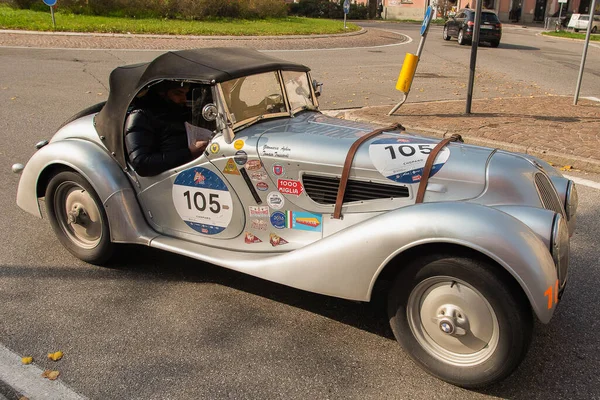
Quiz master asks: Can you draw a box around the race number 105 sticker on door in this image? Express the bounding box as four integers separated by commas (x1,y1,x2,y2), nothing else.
172,167,233,235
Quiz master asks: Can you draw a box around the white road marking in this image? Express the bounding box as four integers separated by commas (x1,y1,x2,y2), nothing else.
0,344,86,400
563,174,600,190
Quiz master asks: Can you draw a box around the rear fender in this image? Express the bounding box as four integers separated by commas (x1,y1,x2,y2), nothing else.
16,139,156,244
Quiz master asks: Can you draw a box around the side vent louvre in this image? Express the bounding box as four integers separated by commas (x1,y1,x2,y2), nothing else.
535,173,564,216
302,174,409,205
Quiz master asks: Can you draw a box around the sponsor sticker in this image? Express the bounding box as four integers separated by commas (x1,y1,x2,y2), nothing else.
222,158,240,175
250,171,268,181
369,139,450,184
234,139,245,150
245,232,262,244
245,160,263,171
209,142,220,154
270,211,286,229
172,167,233,235
278,179,304,196
273,164,285,176
234,150,248,165
285,211,322,232
249,206,269,218
269,233,288,247
266,191,285,210
256,182,269,191
251,219,268,231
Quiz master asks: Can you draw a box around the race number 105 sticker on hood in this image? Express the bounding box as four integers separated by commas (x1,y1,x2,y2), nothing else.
369,138,450,184
172,167,233,235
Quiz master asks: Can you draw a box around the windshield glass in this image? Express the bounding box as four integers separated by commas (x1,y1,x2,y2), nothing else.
282,71,314,111
221,72,286,125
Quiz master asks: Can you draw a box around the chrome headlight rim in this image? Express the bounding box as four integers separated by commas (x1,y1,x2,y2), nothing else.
551,213,569,283
565,180,578,221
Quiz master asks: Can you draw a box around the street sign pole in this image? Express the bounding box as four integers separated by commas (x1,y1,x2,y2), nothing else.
573,0,597,105
50,6,56,29
465,0,483,114
343,0,350,29
43,0,58,29
388,6,434,115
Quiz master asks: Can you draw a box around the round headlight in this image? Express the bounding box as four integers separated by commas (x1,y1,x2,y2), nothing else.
551,214,569,283
565,181,578,221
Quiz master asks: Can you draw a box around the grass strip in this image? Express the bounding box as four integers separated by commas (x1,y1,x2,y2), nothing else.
0,4,360,36
542,31,600,42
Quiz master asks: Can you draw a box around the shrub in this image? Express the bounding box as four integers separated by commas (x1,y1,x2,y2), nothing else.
289,0,367,19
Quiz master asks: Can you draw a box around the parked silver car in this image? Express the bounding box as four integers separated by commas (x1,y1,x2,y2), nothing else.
13,48,577,388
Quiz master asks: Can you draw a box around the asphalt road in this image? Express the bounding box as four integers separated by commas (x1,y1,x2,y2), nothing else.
1,24,599,399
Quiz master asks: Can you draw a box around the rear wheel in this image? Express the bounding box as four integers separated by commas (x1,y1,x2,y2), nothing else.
45,171,114,265
457,29,467,45
490,40,500,48
443,25,451,40
387,254,532,388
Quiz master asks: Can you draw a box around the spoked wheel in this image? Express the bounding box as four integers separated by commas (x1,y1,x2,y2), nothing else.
45,171,114,265
443,26,451,40
388,254,532,388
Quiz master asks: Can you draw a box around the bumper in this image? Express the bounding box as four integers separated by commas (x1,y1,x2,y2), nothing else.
464,29,502,41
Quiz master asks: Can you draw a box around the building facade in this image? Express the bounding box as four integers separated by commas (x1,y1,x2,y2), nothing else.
379,0,598,22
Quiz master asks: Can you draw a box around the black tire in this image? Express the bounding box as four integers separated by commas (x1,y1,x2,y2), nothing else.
387,253,532,388
457,29,467,45
574,28,579,32
45,171,114,265
592,26,597,33
442,25,451,40
490,40,500,48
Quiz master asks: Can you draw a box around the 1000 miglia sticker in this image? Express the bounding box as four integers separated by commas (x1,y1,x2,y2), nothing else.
369,138,450,183
172,167,233,235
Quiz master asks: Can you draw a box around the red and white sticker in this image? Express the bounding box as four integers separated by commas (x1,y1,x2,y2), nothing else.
251,219,268,231
278,179,304,196
245,232,262,244
249,206,269,218
256,182,269,191
269,233,288,247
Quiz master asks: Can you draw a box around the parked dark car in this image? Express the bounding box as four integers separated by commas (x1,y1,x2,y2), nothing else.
443,9,502,47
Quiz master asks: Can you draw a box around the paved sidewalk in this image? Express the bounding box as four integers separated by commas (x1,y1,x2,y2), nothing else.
330,95,600,173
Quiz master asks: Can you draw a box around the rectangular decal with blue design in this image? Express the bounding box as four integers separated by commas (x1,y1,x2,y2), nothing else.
285,211,322,232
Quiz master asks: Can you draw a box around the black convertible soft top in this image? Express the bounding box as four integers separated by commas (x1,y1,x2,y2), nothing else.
95,47,310,168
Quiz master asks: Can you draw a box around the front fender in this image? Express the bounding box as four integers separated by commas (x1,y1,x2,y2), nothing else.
365,202,558,323
16,139,156,244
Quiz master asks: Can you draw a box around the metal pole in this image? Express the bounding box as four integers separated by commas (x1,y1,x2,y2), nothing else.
557,3,563,31
573,0,596,105
50,6,56,29
465,0,483,114
344,13,347,29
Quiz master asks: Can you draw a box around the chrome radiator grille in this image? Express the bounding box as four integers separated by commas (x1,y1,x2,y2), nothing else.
535,173,564,216
302,174,409,205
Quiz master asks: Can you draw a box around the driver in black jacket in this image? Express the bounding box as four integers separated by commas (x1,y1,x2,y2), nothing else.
125,81,208,177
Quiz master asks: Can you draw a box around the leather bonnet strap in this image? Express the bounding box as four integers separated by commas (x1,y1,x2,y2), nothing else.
415,133,463,204
333,123,404,219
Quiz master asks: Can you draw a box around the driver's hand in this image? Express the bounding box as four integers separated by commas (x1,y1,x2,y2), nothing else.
190,140,209,157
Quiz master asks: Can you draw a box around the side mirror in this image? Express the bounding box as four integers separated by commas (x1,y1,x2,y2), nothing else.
312,79,323,98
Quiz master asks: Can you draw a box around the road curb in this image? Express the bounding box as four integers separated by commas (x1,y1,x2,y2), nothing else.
324,108,600,174
0,27,367,40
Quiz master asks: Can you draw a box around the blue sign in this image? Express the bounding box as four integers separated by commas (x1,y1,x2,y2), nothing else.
343,0,350,14
43,0,57,6
421,6,433,36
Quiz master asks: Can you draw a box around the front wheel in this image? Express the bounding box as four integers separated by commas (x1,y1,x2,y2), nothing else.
387,254,532,388
45,171,114,265
443,25,451,40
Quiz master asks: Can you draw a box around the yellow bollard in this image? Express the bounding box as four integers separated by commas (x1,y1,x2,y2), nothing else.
395,53,419,93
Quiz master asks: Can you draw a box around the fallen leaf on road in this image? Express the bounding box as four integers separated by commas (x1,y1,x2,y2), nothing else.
97,93,103,96
21,357,33,364
19,396,29,400
48,351,63,361
560,165,573,171
11,97,17,100
86,91,91,94
41,370,60,380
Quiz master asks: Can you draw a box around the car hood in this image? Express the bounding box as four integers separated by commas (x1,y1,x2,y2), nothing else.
247,112,494,203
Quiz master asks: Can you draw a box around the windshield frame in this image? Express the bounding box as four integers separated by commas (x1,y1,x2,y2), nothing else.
217,70,317,133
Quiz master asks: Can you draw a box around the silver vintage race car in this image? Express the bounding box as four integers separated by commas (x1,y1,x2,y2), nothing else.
13,48,577,388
